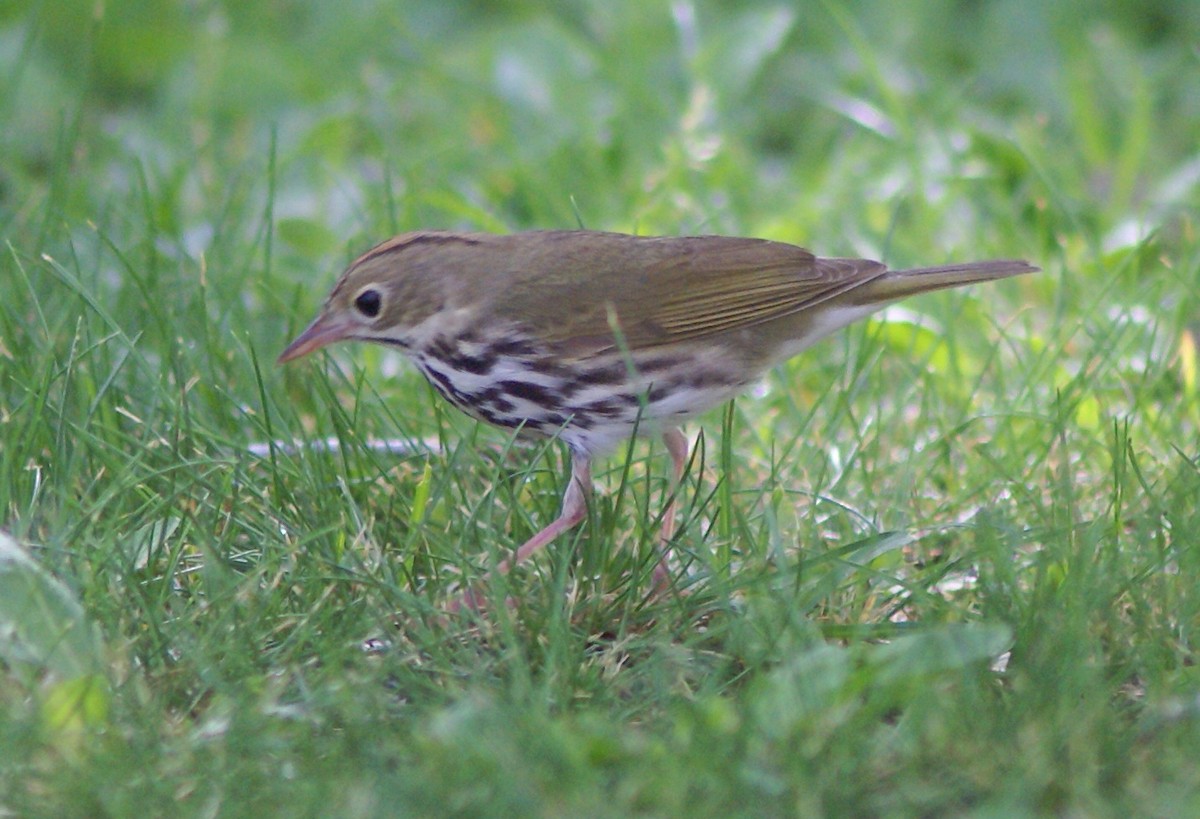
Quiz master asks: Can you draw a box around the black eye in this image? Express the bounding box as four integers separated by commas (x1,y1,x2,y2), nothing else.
354,288,382,318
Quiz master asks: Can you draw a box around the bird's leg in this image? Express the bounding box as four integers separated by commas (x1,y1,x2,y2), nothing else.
451,453,591,613
652,427,690,591
498,453,591,573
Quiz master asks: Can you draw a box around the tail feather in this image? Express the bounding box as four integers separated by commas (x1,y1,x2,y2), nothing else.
862,259,1038,301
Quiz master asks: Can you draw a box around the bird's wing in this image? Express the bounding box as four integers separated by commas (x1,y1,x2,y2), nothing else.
499,235,887,356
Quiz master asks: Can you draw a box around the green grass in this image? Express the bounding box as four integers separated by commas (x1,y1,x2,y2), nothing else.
3,0,1200,815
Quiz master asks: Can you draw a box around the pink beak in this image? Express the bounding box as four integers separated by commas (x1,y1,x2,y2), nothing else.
277,313,353,364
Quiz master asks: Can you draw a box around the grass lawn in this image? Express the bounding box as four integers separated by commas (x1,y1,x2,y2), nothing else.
3,0,1200,815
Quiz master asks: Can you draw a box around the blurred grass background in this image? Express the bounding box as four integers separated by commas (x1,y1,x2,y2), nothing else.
2,0,1200,815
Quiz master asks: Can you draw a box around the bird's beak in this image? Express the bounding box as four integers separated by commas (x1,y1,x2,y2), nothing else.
277,313,352,364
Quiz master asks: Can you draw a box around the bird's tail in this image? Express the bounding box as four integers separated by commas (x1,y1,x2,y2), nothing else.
862,260,1038,301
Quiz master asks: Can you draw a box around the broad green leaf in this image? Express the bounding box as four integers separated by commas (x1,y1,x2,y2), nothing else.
0,532,102,681
869,623,1013,686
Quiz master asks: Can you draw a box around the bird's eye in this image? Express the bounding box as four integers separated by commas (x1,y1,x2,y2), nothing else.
354,288,383,318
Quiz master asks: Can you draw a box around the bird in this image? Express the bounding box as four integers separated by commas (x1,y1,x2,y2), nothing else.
278,229,1036,611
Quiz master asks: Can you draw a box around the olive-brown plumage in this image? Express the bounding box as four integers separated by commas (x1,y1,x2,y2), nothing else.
279,229,1036,610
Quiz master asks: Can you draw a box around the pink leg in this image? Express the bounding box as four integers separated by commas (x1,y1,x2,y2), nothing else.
653,427,690,590
450,453,592,613
497,454,591,573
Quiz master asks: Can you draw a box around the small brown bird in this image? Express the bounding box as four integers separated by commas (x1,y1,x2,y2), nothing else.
279,230,1036,610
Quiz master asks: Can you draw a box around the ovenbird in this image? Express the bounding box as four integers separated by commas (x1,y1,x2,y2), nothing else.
279,230,1036,609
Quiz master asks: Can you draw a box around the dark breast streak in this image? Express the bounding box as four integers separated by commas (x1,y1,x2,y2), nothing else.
408,332,743,450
